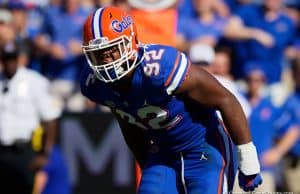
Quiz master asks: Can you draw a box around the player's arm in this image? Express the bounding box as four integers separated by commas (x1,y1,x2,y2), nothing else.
175,64,262,191
176,65,250,144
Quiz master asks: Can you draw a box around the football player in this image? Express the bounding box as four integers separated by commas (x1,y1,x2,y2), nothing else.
80,6,262,194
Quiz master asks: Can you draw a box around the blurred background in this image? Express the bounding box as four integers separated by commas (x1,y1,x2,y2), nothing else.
0,0,300,194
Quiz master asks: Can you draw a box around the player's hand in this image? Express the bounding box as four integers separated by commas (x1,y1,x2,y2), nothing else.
237,142,262,191
238,171,262,192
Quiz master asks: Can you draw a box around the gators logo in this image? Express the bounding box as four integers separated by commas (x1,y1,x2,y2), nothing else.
111,16,132,33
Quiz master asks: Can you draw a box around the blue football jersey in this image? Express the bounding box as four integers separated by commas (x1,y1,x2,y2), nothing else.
80,44,221,153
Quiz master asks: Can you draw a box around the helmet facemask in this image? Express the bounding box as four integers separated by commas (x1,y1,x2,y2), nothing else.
82,35,138,83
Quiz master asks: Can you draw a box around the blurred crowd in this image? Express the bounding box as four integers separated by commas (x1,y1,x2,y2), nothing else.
0,0,300,193
0,0,299,112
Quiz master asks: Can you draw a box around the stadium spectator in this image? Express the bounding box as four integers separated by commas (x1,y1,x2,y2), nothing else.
209,46,233,80
32,145,71,194
34,0,89,111
5,0,50,8
0,7,36,73
233,64,278,192
224,0,296,83
284,0,300,8
95,0,113,6
280,7,300,103
8,2,34,67
285,33,300,62
189,44,251,118
222,0,258,13
177,0,196,19
178,0,230,19
285,7,300,61
0,8,15,46
274,57,300,193
0,41,61,194
48,0,62,7
209,46,251,118
128,0,178,46
113,0,130,11
177,0,229,52
81,0,95,12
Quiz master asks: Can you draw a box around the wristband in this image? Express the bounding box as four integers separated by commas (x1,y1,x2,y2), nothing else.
237,142,260,175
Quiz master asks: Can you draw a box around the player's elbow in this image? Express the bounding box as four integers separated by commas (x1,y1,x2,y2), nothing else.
217,92,240,112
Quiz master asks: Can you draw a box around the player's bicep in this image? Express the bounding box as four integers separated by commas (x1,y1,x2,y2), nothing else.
175,64,233,108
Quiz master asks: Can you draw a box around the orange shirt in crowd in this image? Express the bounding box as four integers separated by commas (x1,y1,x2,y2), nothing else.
130,8,178,47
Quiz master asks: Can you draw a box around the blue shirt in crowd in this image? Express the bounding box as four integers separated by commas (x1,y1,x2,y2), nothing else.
292,36,300,50
234,5,295,83
177,0,196,19
41,5,89,81
177,15,227,43
42,146,71,194
248,96,278,171
275,90,300,156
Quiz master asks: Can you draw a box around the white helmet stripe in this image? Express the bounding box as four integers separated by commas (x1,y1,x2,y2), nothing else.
93,8,104,39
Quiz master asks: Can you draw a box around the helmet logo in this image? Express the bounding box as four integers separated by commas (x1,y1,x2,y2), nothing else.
111,16,132,33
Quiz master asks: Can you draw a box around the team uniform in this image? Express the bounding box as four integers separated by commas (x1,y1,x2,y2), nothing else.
80,44,237,194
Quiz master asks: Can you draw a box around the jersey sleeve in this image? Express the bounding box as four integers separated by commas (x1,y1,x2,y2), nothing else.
79,66,98,102
155,46,191,96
